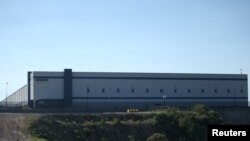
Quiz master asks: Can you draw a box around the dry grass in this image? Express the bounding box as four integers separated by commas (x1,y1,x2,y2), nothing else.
0,113,39,141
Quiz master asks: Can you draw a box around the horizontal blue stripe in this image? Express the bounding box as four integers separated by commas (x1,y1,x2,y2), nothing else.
33,76,247,81
72,97,248,100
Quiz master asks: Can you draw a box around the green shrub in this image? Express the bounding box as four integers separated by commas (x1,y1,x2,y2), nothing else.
154,113,178,132
83,127,92,138
191,104,208,115
101,136,109,141
31,137,47,141
28,107,223,141
147,133,168,141
111,118,121,126
99,119,106,126
207,110,223,124
128,135,136,141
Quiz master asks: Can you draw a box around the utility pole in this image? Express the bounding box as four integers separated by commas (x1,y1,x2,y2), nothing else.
87,85,89,112
163,95,166,106
163,88,167,107
6,82,8,108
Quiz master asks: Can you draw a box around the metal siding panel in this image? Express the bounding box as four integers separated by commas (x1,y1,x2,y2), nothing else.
34,79,64,100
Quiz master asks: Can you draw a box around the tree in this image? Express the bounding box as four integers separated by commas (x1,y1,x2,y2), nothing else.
147,133,169,141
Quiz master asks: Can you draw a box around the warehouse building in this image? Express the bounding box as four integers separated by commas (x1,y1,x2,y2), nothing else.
1,69,248,111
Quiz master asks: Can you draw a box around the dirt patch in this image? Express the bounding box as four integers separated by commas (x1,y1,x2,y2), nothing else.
0,113,39,141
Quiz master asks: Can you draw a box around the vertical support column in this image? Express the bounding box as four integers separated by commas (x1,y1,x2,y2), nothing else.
27,72,32,108
64,69,72,108
246,76,249,107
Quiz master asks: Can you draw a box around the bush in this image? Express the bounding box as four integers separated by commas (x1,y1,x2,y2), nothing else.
28,107,223,141
154,113,178,132
111,118,121,126
99,119,106,126
101,136,109,141
83,127,92,138
128,135,136,141
191,104,208,115
147,133,168,141
207,110,223,124
31,137,47,141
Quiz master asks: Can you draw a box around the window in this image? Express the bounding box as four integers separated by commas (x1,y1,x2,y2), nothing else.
117,88,120,93
241,89,244,93
102,88,105,93
131,88,135,93
160,89,163,93
174,89,177,93
87,88,90,93
187,89,191,93
214,89,217,93
201,89,204,93
146,88,149,93
227,89,230,94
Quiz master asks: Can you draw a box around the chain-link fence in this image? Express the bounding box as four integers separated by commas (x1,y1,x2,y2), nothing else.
0,101,28,109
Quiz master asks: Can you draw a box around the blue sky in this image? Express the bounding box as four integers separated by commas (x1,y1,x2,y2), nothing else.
0,0,250,101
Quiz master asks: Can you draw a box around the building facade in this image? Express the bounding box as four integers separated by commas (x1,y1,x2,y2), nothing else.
1,69,248,111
